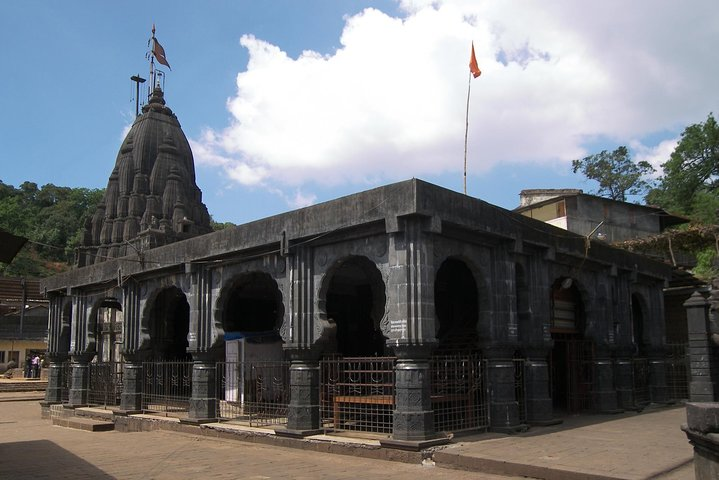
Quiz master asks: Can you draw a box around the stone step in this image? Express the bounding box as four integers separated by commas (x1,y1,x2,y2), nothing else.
75,407,115,421
52,416,115,432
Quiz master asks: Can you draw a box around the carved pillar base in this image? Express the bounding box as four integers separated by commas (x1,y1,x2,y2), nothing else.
592,354,621,413
683,403,719,480
67,354,93,407
524,348,560,426
276,349,322,437
185,353,217,423
383,344,448,448
486,347,527,433
649,349,671,404
119,358,143,413
613,348,636,410
43,355,68,404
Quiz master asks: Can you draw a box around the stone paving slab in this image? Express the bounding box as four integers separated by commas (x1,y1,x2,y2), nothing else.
433,405,693,480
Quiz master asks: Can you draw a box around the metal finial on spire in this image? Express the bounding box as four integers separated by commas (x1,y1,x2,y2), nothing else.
146,24,171,97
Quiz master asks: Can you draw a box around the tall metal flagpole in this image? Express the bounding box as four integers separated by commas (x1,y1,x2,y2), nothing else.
463,70,472,195
464,42,481,195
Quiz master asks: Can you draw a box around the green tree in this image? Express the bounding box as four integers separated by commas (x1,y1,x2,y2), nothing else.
0,180,104,277
572,146,655,202
646,113,719,223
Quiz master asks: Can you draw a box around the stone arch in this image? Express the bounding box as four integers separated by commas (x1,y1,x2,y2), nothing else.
434,256,482,354
93,296,124,364
215,271,284,335
143,286,191,361
318,255,387,357
549,276,588,335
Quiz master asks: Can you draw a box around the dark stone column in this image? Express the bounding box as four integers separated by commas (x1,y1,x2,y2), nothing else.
276,349,322,437
523,347,559,425
486,346,527,432
648,345,670,404
43,354,68,405
185,353,217,423
381,344,447,450
119,355,144,413
592,346,621,413
66,353,93,407
682,402,719,480
686,292,716,402
613,346,636,410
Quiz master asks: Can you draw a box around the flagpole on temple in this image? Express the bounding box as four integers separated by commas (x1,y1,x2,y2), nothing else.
464,42,482,195
463,70,472,195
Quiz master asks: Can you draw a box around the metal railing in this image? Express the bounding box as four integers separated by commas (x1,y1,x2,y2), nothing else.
632,358,650,407
321,356,395,435
665,343,689,401
216,361,290,427
514,357,527,424
431,355,489,433
88,362,123,407
60,361,71,403
141,361,192,416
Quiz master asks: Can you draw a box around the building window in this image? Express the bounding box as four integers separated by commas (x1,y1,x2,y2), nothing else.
0,351,5,363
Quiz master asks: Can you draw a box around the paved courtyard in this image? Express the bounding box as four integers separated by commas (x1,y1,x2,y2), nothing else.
0,399,518,480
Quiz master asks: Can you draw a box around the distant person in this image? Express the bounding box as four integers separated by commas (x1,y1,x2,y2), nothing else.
31,354,40,378
24,355,32,378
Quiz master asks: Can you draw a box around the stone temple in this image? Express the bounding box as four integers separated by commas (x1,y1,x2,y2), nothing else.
41,82,680,448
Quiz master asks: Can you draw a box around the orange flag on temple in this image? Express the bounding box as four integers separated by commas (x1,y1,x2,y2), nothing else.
152,37,171,70
469,42,481,78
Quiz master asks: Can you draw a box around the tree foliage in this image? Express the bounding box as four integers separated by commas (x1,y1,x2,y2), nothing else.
572,146,655,202
645,113,719,223
0,180,104,277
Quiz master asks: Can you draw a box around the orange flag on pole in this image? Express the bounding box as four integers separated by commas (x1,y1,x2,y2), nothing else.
469,42,481,78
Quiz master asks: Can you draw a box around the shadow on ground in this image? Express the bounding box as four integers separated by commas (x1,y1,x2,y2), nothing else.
0,440,113,479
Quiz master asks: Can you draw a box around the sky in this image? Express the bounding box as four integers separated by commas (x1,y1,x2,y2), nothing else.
1,1,718,225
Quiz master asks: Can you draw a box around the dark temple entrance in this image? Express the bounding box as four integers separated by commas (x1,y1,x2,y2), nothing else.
434,258,480,354
325,256,386,357
550,278,592,413
149,287,190,361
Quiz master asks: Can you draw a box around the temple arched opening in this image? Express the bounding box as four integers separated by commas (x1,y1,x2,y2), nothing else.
148,287,190,361
324,256,386,357
434,258,480,355
549,277,591,413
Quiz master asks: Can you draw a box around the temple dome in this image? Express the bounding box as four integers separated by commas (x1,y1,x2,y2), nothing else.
78,86,212,266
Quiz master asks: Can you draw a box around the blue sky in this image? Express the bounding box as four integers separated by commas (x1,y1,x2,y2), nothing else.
1,1,718,224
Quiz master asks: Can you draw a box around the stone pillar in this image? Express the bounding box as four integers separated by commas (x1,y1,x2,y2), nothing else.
592,346,621,413
380,344,447,450
43,353,68,404
685,292,716,402
613,346,635,410
648,345,670,404
67,353,93,407
524,347,558,425
276,349,322,437
682,403,719,480
119,355,144,413
486,346,526,432
186,353,217,423
43,294,71,407
184,264,220,424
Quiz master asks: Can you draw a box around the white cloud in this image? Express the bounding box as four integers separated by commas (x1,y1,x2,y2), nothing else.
193,0,719,206
631,138,679,177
